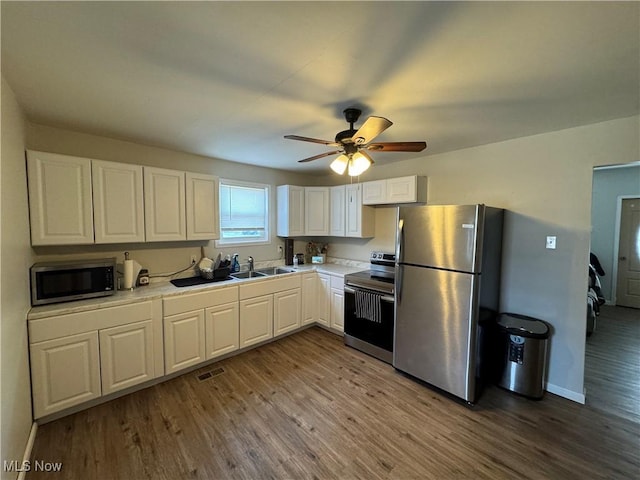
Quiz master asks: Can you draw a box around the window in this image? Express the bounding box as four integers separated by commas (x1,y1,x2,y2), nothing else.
215,179,270,246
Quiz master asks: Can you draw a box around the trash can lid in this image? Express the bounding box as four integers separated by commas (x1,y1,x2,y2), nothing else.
498,312,550,339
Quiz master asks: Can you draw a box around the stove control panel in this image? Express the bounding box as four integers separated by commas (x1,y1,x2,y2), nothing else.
370,251,395,266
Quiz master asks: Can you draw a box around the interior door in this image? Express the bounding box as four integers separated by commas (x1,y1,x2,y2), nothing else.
616,197,640,308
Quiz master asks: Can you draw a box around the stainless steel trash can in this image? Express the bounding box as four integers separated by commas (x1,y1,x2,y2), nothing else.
497,313,550,399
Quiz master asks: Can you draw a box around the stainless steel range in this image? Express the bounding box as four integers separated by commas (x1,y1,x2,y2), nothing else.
343,251,395,363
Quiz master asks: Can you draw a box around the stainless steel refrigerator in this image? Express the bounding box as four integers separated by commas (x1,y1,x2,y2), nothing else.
393,204,503,403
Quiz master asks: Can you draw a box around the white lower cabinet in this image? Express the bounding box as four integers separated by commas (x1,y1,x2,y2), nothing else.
301,273,317,326
239,295,274,347
330,275,345,332
28,270,346,421
274,288,301,336
28,299,162,419
317,273,331,327
163,286,239,373
30,332,102,419
238,275,302,346
205,302,240,359
163,310,206,374
100,320,155,395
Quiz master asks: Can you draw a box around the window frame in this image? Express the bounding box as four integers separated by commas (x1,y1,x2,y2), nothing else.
214,178,271,248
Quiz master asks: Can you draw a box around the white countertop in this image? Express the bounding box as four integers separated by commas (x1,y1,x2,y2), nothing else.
27,261,368,320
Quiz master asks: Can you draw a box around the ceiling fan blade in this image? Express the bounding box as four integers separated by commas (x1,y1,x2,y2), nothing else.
366,141,427,152
351,116,393,145
284,135,339,147
297,150,342,163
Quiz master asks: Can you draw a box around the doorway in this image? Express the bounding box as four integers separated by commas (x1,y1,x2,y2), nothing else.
613,197,640,308
586,163,640,423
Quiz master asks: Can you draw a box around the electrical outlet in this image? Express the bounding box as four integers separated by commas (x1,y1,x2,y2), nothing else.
546,236,557,250
190,255,197,265
277,245,283,254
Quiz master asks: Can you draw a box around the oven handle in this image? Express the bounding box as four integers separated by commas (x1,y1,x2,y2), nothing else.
344,286,394,303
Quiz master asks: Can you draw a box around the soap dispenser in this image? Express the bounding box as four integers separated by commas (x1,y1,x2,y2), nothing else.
231,254,240,273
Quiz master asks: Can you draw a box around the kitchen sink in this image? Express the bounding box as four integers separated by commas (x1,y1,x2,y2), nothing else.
230,270,268,279
254,267,295,276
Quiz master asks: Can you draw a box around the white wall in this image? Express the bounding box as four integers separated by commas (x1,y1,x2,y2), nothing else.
26,124,321,274
314,115,640,402
591,165,640,302
1,77,35,480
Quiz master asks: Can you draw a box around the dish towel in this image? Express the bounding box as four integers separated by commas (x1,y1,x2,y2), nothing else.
355,290,382,323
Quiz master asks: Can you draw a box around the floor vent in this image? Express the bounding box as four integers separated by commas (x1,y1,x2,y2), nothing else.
197,367,225,382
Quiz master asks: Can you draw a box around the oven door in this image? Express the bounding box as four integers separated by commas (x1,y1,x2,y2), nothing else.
344,285,394,363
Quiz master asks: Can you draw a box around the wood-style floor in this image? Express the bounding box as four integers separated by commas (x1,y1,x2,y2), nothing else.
28,327,639,479
584,305,640,423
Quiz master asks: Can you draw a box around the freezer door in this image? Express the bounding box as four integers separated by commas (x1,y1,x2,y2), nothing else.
394,264,479,402
397,204,484,273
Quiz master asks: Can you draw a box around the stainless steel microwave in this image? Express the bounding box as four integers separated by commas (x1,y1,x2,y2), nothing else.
30,258,116,306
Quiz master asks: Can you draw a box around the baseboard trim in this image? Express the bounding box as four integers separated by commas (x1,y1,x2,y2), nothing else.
17,422,38,480
546,383,585,404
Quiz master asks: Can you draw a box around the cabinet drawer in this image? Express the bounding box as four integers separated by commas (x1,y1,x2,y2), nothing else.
29,300,154,343
163,286,238,316
239,275,301,300
330,275,344,289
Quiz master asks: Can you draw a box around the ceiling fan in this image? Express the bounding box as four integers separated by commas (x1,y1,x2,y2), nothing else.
284,108,427,176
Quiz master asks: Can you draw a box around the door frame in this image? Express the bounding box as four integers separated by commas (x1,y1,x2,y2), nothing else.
611,194,640,305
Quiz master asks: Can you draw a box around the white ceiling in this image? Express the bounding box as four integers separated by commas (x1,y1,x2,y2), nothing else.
2,2,639,175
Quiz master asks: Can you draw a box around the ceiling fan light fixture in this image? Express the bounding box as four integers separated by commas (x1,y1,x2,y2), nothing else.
330,154,349,174
348,151,371,176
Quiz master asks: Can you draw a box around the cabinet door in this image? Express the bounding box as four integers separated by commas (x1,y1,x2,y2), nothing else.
205,302,239,360
99,320,154,395
30,331,101,418
277,185,305,237
186,172,220,240
329,185,346,237
274,288,301,337
317,274,331,327
27,150,94,245
164,310,205,374
92,160,145,243
239,295,273,348
362,180,387,205
387,176,417,203
330,288,345,332
304,187,330,236
345,184,375,238
144,167,186,241
301,273,317,325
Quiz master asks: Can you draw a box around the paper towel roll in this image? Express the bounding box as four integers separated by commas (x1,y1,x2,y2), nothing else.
123,259,143,289
123,259,134,289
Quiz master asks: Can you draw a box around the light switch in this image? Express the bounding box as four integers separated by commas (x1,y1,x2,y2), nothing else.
546,236,557,250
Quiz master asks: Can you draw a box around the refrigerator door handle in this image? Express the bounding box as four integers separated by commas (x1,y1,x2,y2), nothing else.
396,217,404,302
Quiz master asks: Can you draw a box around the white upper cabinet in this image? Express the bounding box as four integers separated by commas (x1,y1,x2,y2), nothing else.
362,179,387,206
345,183,375,238
304,187,330,236
27,150,94,245
144,167,186,242
329,185,346,237
362,175,427,205
186,172,219,241
277,185,305,237
92,160,145,244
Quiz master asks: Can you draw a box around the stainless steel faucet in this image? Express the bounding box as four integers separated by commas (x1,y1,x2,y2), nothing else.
247,256,254,272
